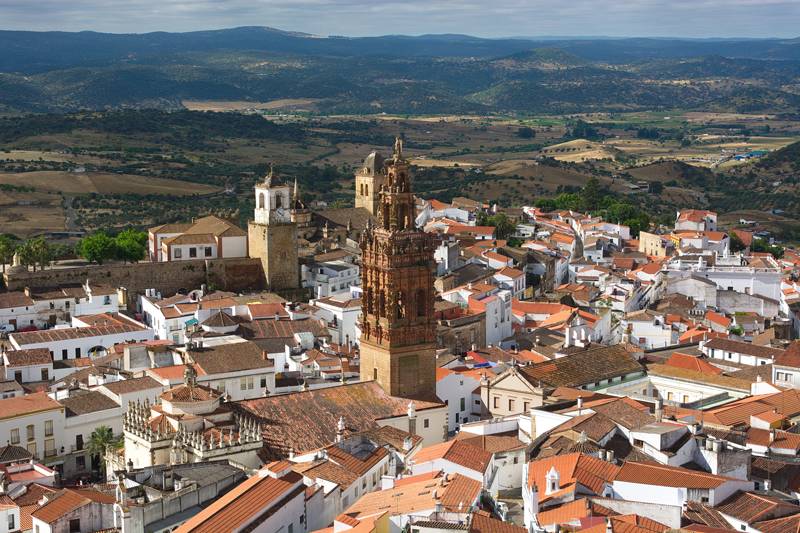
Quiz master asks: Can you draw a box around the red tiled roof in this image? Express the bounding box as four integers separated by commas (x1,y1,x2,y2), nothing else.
716,490,800,524
664,353,723,375
413,439,493,474
4,347,52,367
0,392,62,419
174,470,303,533
615,462,738,489
231,381,444,461
527,453,619,503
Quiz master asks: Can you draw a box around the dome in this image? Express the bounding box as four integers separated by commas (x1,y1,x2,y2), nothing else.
6,252,27,275
361,151,385,175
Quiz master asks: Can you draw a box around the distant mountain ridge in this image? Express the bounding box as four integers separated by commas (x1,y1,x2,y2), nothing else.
0,27,798,75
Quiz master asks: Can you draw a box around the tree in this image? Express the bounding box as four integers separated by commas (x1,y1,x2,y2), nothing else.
0,235,14,273
492,212,517,240
649,181,664,195
534,198,557,211
87,425,122,478
517,127,535,139
16,242,35,272
115,229,148,263
28,237,51,271
582,177,600,212
80,233,117,265
329,199,343,210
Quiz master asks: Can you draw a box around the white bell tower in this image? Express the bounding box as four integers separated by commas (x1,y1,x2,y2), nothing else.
254,165,291,225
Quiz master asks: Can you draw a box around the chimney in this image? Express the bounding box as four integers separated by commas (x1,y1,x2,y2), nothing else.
606,518,613,533
655,399,663,422
262,349,270,361
577,396,583,413
607,450,614,463
288,447,295,460
764,479,772,493
770,428,776,444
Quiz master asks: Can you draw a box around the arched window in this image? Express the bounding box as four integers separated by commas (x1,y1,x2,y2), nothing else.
365,185,369,197
276,195,283,209
417,290,426,317
360,184,364,196
258,193,265,209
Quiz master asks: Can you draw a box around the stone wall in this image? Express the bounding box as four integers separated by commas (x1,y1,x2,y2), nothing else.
3,258,266,310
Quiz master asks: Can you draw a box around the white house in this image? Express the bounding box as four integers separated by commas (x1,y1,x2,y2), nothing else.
313,289,363,346
302,260,360,299
9,313,153,360
149,214,248,262
0,393,65,467
436,367,483,431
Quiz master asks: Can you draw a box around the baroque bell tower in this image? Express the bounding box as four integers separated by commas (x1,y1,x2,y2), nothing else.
358,139,437,396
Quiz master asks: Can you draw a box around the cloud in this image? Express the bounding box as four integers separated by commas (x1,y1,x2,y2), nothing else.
0,0,796,38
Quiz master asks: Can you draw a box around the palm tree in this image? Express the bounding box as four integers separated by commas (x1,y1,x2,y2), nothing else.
16,242,36,272
28,237,51,271
0,235,14,273
87,425,123,479
492,212,517,240
330,199,343,210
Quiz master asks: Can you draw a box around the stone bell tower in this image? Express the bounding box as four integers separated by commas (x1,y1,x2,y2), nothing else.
248,165,299,290
355,150,386,217
358,138,437,396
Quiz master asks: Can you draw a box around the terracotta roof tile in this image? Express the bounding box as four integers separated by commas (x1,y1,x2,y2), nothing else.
188,341,274,375
704,337,784,361
665,353,724,375
413,440,493,473
520,345,643,388
231,382,444,461
58,390,120,417
159,384,221,403
174,470,303,533
615,462,739,489
0,392,62,419
470,512,527,532
716,490,800,524
4,348,52,367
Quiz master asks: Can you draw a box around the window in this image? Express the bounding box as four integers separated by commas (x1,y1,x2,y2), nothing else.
343,495,349,508
373,472,377,485
65,300,70,309
241,378,247,391
189,247,197,258
104,295,111,305
45,420,53,437
374,368,378,380
509,399,515,411
76,456,85,470
423,419,429,429
8,513,14,530
667,392,674,401
460,398,465,412
13,371,21,383
174,248,182,259
62,349,68,360
70,519,80,533
248,377,254,390
50,302,55,309
217,381,225,393
493,397,499,409
475,400,480,405
205,247,212,257
261,376,267,388
27,425,34,441
45,439,56,457
514,457,518,464
288,525,294,533
524,401,530,412
75,347,81,358
41,368,49,381
470,329,476,343
10,429,19,445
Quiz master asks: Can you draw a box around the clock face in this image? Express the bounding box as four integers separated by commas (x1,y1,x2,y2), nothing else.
276,208,285,221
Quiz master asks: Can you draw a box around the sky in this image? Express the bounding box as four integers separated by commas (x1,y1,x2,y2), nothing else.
1,0,797,39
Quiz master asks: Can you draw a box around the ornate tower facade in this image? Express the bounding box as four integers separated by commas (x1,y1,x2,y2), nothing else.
248,167,300,290
358,139,437,397
355,151,386,217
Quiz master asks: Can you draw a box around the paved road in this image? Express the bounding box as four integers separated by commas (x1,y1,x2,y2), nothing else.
63,197,76,230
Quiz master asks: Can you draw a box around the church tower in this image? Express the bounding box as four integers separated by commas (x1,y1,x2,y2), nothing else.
248,166,299,290
358,139,437,397
355,151,386,217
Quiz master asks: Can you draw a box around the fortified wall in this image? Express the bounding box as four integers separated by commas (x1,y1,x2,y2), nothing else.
3,258,266,309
